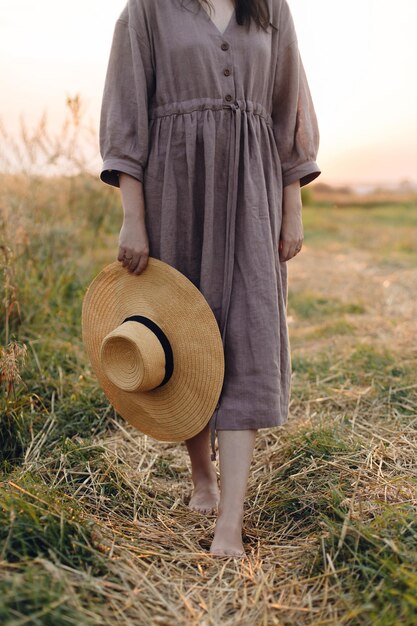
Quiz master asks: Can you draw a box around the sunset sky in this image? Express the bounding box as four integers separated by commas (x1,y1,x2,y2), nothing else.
1,0,416,186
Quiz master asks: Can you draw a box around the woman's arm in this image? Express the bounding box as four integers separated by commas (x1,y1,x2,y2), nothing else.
117,172,150,275
279,179,303,262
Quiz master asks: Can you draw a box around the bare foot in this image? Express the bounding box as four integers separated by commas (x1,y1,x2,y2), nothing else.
209,511,246,557
187,465,220,515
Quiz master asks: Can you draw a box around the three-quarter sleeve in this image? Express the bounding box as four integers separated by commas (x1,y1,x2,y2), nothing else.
99,5,155,188
271,0,321,188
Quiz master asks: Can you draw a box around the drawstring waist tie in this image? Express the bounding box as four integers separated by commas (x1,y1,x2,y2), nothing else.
209,99,242,462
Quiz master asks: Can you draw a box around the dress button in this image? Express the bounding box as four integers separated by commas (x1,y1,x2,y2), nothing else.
221,42,229,51
223,68,231,76
225,94,233,102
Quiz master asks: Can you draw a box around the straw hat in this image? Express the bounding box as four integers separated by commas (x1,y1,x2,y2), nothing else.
81,258,225,442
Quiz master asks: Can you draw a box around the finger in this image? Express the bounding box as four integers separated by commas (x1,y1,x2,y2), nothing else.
279,241,290,262
126,254,141,272
132,255,144,275
117,248,127,262
294,240,303,257
133,253,149,275
122,251,137,268
129,255,141,273
285,241,301,261
289,243,298,260
284,246,294,261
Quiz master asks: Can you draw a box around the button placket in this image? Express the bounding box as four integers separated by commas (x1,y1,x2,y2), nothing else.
220,41,234,104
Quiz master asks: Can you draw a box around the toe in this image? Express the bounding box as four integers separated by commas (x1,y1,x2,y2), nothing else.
188,502,216,515
210,548,246,558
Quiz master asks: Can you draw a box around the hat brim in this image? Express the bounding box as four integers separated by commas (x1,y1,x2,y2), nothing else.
81,258,225,441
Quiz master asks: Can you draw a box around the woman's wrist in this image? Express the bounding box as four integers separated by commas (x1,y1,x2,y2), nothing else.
122,205,146,222
282,179,302,214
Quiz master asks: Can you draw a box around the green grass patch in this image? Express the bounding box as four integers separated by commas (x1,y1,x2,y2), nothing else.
0,565,95,626
0,475,106,576
0,381,116,471
291,343,417,418
302,204,417,265
310,318,356,338
288,290,366,320
315,505,417,625
292,343,410,389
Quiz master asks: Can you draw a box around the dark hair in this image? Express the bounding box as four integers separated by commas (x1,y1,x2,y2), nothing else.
195,0,275,32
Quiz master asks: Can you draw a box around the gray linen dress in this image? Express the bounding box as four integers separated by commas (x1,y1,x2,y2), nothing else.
99,0,321,460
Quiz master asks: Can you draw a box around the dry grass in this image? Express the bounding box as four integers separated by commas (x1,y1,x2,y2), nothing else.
2,406,417,624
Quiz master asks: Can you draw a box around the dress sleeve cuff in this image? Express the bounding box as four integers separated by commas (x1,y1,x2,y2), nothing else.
100,159,145,188
282,161,321,188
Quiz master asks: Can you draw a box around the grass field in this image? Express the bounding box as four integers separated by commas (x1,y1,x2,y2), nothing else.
1,172,416,625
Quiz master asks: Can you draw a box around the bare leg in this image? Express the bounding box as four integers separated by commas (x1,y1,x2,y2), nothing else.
184,422,220,514
209,429,257,557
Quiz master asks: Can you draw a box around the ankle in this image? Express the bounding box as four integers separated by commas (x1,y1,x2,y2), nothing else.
191,464,217,485
217,506,244,525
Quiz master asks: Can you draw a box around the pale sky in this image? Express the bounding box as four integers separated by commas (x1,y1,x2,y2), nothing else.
1,0,416,186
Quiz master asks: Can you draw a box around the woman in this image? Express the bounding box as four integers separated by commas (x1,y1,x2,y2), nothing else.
99,0,320,558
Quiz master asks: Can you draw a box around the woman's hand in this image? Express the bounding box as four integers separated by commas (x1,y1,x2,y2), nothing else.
118,217,149,275
279,179,304,262
117,172,150,275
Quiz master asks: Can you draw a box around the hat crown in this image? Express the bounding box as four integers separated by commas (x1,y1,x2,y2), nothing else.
100,321,166,392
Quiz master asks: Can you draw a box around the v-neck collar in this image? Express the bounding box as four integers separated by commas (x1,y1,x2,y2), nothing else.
200,6,236,37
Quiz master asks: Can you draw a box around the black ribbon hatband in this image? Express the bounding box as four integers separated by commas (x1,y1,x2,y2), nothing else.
121,315,174,387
